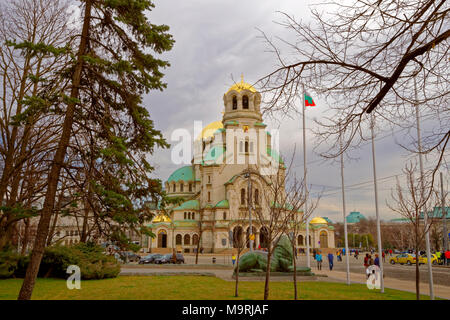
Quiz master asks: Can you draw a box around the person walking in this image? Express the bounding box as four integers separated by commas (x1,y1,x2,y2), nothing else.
374,254,380,267
364,253,370,272
354,249,359,260
336,250,341,262
382,251,385,263
231,255,236,266
445,249,450,266
327,252,334,271
316,251,323,270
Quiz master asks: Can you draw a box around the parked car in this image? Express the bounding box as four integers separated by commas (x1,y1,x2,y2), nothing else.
139,254,163,264
154,254,173,264
390,253,426,265
170,253,185,264
119,251,141,262
420,254,438,265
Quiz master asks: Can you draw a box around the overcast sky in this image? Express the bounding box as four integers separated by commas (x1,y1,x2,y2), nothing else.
142,0,448,223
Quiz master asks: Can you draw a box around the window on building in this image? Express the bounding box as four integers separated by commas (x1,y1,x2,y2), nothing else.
184,234,191,245
232,96,237,109
189,183,193,192
208,192,211,202
239,141,243,153
192,212,195,220
173,184,176,192
254,189,259,205
208,175,211,183
245,141,249,153
180,183,184,192
176,234,182,245
184,212,187,219
223,212,227,220
241,188,246,205
243,95,249,109
188,212,191,219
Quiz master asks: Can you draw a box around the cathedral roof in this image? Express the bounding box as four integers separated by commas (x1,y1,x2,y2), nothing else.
173,199,199,211
167,166,194,183
310,217,328,225
215,199,229,208
226,76,257,94
196,121,223,140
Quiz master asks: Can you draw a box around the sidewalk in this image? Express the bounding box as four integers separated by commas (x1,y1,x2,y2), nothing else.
313,269,450,300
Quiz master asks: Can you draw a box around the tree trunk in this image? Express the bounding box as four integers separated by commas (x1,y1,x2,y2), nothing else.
292,242,298,300
17,0,92,300
264,246,272,300
234,251,240,297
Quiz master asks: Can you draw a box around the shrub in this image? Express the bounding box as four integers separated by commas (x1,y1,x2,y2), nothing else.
0,242,120,280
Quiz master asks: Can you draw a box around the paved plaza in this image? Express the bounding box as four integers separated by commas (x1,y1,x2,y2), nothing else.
121,252,450,299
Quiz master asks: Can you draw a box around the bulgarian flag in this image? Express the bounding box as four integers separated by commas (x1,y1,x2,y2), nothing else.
304,92,316,107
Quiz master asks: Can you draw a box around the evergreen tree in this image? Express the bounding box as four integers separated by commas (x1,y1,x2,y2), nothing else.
17,0,174,300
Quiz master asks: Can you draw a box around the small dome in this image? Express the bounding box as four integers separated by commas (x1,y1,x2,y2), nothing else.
196,121,223,140
167,166,194,183
152,214,171,223
227,75,256,94
310,217,328,224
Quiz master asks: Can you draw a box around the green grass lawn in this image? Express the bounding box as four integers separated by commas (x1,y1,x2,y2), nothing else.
0,276,435,300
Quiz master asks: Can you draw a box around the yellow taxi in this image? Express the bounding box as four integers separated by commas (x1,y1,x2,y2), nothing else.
389,253,418,265
419,254,438,265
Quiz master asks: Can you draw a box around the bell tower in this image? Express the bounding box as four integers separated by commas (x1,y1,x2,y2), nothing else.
222,75,263,125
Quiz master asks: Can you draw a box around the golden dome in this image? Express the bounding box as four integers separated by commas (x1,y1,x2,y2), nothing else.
196,121,223,140
310,217,328,224
152,214,171,223
227,75,257,94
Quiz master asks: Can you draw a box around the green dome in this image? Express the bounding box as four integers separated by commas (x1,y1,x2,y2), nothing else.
215,199,229,208
346,211,366,223
167,166,194,183
173,199,199,211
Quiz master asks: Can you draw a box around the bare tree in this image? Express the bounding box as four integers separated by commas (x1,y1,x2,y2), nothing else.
256,0,449,178
388,161,437,299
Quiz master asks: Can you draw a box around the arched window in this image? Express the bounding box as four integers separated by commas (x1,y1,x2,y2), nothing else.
180,183,184,192
184,212,187,219
243,95,249,109
232,96,237,109
192,234,199,245
189,183,193,192
298,235,304,246
254,189,259,205
241,188,246,205
184,234,191,245
245,141,249,153
192,212,195,220
173,184,176,192
208,192,211,202
176,234,182,245
223,212,227,220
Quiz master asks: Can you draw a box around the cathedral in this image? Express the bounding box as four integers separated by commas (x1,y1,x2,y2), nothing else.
145,78,335,254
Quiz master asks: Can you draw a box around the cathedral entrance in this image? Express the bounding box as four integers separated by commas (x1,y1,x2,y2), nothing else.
320,231,328,248
158,230,167,248
233,226,243,248
259,227,269,249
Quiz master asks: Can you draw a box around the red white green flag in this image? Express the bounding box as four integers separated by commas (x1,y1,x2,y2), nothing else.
304,92,316,107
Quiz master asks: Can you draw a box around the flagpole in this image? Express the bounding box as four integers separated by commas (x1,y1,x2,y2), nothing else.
340,122,350,285
302,84,310,269
370,113,384,293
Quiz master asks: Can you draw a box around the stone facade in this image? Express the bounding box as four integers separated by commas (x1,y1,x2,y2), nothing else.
146,78,335,253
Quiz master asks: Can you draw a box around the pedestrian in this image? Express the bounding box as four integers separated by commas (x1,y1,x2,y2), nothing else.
389,249,392,256
364,253,369,271
354,249,359,260
382,251,385,263
231,254,236,266
316,251,323,270
445,249,450,266
327,252,334,271
374,254,380,267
